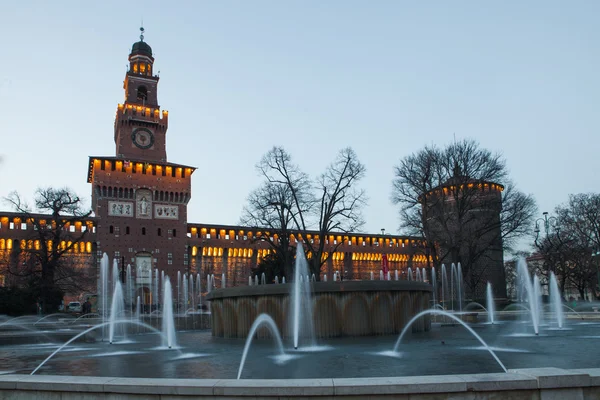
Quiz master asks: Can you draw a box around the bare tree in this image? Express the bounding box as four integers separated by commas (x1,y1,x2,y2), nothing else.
240,147,314,279
240,146,367,279
2,187,93,312
303,147,367,277
392,139,536,299
539,193,600,299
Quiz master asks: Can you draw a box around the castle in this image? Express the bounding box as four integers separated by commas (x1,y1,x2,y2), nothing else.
0,33,505,304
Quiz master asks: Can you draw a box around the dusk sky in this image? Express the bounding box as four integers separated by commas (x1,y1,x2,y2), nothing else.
1,1,598,246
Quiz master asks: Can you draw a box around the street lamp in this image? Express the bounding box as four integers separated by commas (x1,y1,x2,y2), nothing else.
534,211,560,246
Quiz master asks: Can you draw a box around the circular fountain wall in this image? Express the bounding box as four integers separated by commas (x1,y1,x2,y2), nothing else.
207,280,432,338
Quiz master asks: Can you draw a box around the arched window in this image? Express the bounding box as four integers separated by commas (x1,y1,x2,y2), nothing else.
137,86,148,103
142,227,146,235
158,228,162,236
126,226,130,235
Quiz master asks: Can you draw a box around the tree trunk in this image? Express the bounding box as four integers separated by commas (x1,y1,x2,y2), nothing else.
41,264,55,314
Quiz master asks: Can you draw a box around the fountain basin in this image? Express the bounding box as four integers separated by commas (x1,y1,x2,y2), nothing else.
207,281,432,338
1,368,599,399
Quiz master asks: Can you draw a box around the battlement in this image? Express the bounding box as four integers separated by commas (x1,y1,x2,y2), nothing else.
116,103,168,125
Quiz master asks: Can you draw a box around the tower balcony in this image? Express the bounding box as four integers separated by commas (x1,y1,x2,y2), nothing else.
117,103,168,125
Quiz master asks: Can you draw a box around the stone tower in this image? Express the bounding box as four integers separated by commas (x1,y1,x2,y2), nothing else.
87,29,195,304
421,166,506,301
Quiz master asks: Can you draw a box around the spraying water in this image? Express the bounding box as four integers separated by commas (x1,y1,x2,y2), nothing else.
196,273,202,310
100,253,109,341
112,259,119,292
431,267,437,306
457,263,463,311
135,296,141,320
31,320,170,375
183,274,188,314
237,314,288,379
189,276,195,313
486,282,495,324
154,268,159,315
407,267,413,281
108,281,125,344
549,272,564,329
441,264,447,310
291,242,315,349
222,272,226,288
517,258,539,335
162,276,177,348
126,264,132,312
533,275,543,328
390,309,507,373
395,270,399,281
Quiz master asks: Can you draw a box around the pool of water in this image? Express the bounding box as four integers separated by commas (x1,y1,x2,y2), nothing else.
1,319,599,379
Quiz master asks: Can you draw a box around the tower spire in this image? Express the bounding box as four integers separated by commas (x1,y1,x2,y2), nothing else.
140,25,145,42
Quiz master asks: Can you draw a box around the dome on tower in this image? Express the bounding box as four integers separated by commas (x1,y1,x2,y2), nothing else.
131,40,153,57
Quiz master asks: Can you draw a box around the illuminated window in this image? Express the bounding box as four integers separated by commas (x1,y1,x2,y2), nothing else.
133,63,138,73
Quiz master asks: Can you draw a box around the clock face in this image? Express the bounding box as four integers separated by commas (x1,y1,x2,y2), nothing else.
131,128,154,149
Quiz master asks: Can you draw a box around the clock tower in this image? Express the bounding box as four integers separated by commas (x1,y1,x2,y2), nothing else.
88,28,195,304
114,28,167,162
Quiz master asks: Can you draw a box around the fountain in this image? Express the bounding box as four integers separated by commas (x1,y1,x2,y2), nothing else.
236,314,289,379
108,281,125,344
390,309,507,373
291,242,315,349
6,252,600,400
431,266,437,306
550,272,565,328
0,250,600,398
99,253,109,341
517,258,540,335
486,282,495,324
162,276,177,349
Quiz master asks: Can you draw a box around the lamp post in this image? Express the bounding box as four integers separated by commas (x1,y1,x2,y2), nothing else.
534,211,560,246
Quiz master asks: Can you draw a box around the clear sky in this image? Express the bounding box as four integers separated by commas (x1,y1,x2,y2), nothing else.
0,1,598,239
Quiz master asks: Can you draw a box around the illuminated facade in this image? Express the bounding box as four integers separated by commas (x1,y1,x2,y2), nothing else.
0,33,430,301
